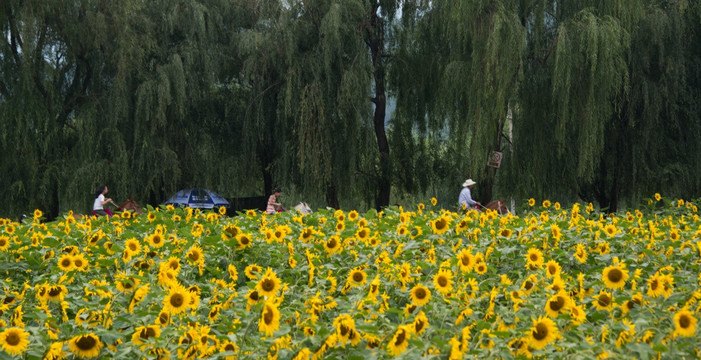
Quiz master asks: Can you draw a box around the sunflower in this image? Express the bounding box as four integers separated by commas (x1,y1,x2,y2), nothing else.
521,274,538,293
68,333,103,359
72,253,89,272
299,227,315,242
621,293,643,315
355,227,370,241
654,193,661,201
457,249,474,273
273,226,289,242
550,224,562,241
646,275,662,298
410,284,431,306
431,215,451,235
219,340,239,360
574,244,588,264
57,254,75,272
246,289,261,308
147,211,157,222
0,327,30,356
397,225,409,236
413,311,430,335
256,268,282,298
603,224,617,237
498,228,513,238
131,325,161,345
398,262,413,285
673,309,697,338
348,268,367,287
163,284,192,314
0,235,10,252
545,291,570,318
222,224,239,240
157,268,178,288
227,264,238,283
548,275,566,293
324,235,342,255
128,285,150,313
386,325,411,356
187,286,201,309
528,316,559,350
368,236,380,247
659,273,675,298
433,268,453,295
593,290,614,312
147,232,165,248
186,245,204,264
347,210,359,221
4,225,15,235
508,337,531,358
191,223,204,237
208,304,222,322
244,264,262,280
525,248,544,270
335,221,346,232
474,262,488,275
259,300,280,337
124,238,141,257
165,257,181,274
45,341,66,360
528,198,536,207
115,274,140,293
157,310,170,327
333,313,357,343
602,264,629,290
545,260,561,278
455,218,470,234
47,285,68,302
569,303,587,325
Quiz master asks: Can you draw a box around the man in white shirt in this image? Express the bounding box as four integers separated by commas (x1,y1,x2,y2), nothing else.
458,179,481,211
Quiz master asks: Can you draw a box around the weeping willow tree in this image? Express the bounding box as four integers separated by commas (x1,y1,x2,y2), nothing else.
1,0,251,218
502,0,701,210
276,0,375,208
390,0,525,204
390,0,700,208
0,0,134,217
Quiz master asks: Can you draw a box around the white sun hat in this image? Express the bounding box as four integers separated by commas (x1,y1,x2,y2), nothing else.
462,179,477,187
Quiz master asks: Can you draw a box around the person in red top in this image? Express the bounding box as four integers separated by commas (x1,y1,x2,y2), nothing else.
266,187,284,214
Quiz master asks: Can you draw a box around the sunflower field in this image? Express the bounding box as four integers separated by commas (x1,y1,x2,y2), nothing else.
0,196,699,359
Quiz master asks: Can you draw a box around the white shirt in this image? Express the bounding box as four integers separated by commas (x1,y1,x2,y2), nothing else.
93,194,105,210
458,187,477,208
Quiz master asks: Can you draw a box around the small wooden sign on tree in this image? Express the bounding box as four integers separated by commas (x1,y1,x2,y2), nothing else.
488,151,503,168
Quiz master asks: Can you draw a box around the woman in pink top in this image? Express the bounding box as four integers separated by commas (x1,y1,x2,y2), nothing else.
266,188,283,214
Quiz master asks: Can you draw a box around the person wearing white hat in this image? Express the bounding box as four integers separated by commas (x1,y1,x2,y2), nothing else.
458,179,481,211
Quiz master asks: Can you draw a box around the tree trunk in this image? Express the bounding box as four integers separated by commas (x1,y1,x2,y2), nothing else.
369,4,391,211
325,183,339,209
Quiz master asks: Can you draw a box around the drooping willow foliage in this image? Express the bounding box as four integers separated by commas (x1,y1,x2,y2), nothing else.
0,0,253,217
1,0,700,218
391,0,701,211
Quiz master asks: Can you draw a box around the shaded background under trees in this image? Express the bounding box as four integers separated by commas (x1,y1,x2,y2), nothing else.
1,0,699,218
